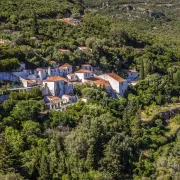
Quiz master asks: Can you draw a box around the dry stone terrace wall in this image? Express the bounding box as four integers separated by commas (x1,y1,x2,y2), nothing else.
143,107,180,126
0,95,9,102
0,72,19,82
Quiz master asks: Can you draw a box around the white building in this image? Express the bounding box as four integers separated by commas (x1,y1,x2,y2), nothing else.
99,73,128,97
59,63,73,76
81,64,93,72
85,76,113,96
43,76,73,97
127,69,138,82
36,68,49,81
67,73,79,82
20,78,37,88
75,69,94,82
49,61,59,68
44,96,64,110
62,94,78,103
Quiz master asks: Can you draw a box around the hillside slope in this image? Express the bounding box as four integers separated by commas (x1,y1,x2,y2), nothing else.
0,0,84,21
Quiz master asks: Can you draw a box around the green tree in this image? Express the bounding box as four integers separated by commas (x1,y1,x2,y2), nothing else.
38,152,50,180
32,10,38,36
140,59,145,80
100,133,132,179
173,70,180,86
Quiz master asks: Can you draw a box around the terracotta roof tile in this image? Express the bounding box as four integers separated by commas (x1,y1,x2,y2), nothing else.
86,76,111,87
36,67,47,71
75,69,91,73
67,73,77,77
106,73,126,82
59,63,72,68
46,96,60,101
43,76,67,82
27,80,36,84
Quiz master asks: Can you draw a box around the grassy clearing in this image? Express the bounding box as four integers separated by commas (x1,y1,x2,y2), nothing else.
141,103,180,122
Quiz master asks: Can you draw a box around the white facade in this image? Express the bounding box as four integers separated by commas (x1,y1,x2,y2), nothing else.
99,73,128,97
75,69,94,82
43,80,65,97
67,74,79,82
36,68,49,81
62,95,77,103
81,64,93,72
43,76,74,98
20,77,36,88
127,70,138,81
59,63,73,76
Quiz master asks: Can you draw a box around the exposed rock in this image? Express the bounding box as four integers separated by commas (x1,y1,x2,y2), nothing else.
149,11,165,18
145,107,180,126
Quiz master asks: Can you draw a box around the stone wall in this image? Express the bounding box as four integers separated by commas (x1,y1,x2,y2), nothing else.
0,95,9,102
0,72,19,82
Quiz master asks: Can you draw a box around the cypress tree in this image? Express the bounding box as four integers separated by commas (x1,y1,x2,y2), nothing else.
140,59,145,80
39,153,49,180
32,10,38,36
174,70,180,86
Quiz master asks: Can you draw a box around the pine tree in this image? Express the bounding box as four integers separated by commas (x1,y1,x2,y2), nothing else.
173,70,180,86
140,59,145,80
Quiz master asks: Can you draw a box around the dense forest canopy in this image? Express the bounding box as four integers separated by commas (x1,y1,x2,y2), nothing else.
0,0,180,179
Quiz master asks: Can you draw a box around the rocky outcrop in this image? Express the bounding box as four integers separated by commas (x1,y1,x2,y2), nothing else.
145,107,180,125
154,108,180,121
149,11,165,18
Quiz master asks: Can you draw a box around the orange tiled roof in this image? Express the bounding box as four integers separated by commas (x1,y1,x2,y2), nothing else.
43,76,67,82
67,73,77,77
106,73,126,82
46,96,60,100
36,67,47,71
46,96,60,101
27,80,36,84
75,69,91,73
59,63,72,69
86,76,111,87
